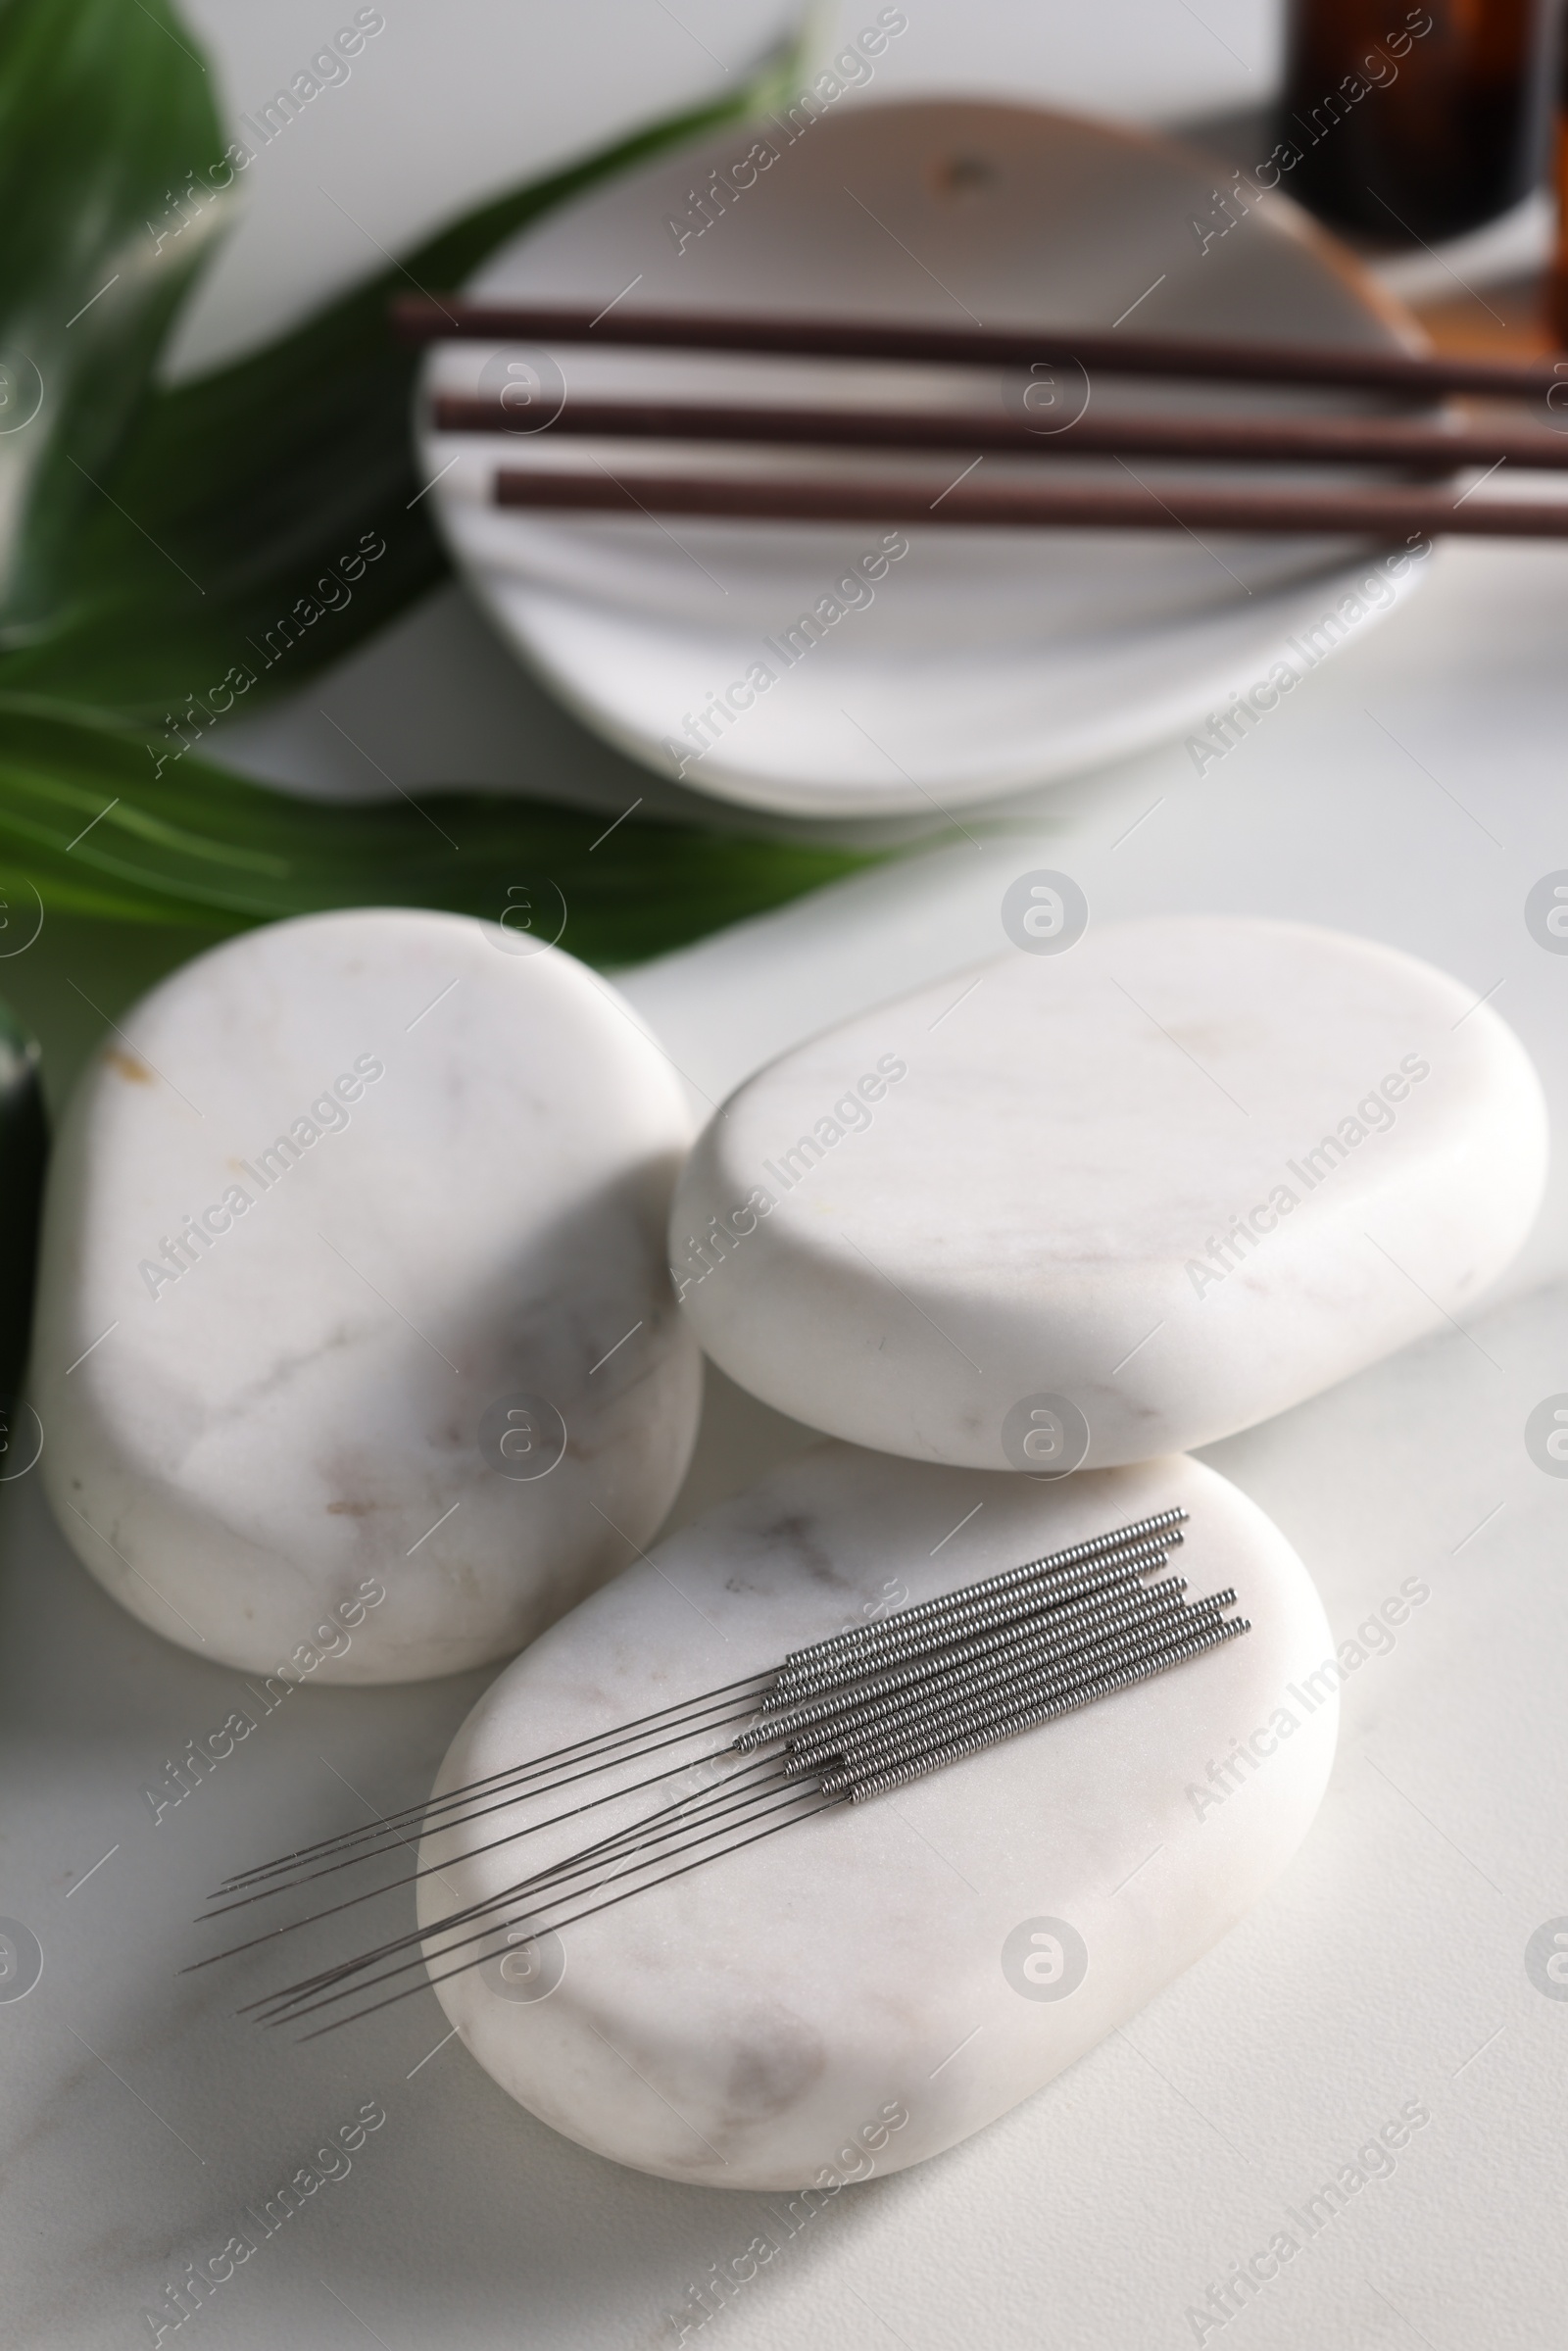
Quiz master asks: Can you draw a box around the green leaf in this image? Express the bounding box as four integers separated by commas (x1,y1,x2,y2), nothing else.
1,22,804,719
0,696,882,963
0,5,875,973
0,0,231,640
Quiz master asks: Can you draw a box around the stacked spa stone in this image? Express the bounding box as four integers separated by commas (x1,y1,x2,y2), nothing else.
34,908,1547,2185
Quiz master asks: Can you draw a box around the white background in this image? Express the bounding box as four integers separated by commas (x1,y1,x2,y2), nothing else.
4,7,1567,2349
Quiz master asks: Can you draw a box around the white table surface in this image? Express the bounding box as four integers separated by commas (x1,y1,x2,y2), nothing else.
6,7,1568,2347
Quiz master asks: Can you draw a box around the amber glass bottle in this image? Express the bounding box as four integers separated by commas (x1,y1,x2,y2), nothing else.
1552,33,1568,339
1279,0,1554,242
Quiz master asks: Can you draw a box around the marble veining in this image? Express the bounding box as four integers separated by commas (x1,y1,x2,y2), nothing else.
416,1443,1336,2187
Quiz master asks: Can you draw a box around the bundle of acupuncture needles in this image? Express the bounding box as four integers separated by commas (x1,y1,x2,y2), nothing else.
192,1505,1249,2039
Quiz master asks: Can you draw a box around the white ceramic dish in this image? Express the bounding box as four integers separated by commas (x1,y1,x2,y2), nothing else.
420,98,1432,818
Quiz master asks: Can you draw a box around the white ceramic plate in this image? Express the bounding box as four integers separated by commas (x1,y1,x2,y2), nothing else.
420,99,1431,818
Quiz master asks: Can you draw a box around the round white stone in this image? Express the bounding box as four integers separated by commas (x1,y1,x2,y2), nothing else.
416,1443,1336,2188
668,915,1546,1468
33,911,702,1681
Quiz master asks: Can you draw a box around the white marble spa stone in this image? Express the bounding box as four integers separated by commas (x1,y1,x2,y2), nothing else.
416,1443,1336,2188
668,915,1546,1469
33,910,702,1681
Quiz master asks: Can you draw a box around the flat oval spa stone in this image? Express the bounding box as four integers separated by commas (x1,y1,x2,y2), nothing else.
33,911,702,1681
668,916,1546,1468
416,1443,1335,2187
